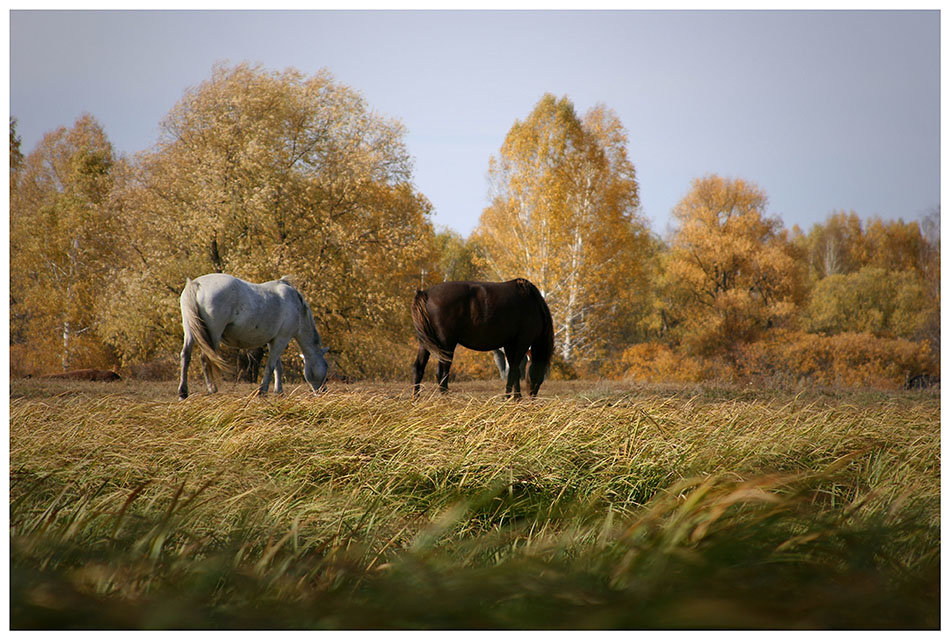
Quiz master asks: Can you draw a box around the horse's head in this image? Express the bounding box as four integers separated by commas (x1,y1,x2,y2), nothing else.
301,347,330,393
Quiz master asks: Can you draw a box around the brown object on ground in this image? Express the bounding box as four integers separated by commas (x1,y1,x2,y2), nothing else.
39,369,122,382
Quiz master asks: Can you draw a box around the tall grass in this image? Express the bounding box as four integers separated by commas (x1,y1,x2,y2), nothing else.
9,379,940,629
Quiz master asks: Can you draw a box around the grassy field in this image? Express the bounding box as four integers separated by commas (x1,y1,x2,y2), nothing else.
9,377,940,629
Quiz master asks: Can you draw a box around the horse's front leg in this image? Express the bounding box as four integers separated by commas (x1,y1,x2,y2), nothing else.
505,367,521,399
258,338,291,396
505,347,527,400
272,359,283,394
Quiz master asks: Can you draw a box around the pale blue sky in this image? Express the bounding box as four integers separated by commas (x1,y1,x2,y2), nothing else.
9,10,940,237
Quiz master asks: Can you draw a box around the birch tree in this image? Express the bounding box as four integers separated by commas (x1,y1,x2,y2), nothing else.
798,210,867,280
798,209,940,356
472,95,652,366
10,114,119,371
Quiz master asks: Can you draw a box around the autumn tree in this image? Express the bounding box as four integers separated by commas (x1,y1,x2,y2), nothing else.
10,114,120,373
917,207,940,355
799,209,940,356
101,63,436,376
804,267,932,339
657,175,806,355
10,117,23,176
800,210,938,281
428,227,480,283
798,210,867,280
10,117,24,347
864,216,934,277
472,95,653,366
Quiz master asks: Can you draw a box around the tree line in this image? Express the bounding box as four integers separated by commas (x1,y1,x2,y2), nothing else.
10,63,940,388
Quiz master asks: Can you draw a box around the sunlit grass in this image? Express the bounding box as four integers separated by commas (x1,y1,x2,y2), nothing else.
9,379,940,629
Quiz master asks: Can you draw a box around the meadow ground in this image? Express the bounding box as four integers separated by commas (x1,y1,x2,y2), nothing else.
9,377,941,629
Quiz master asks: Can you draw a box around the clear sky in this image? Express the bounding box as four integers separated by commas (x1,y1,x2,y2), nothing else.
9,9,940,238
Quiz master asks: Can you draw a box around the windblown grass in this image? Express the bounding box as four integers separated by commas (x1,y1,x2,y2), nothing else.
9,379,940,629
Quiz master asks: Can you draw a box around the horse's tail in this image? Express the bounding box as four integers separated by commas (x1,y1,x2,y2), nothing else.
180,278,232,378
523,279,555,375
411,289,454,363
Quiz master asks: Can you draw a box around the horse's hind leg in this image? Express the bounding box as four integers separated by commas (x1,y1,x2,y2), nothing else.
178,336,193,399
412,345,429,397
493,349,508,380
199,354,218,394
437,358,453,393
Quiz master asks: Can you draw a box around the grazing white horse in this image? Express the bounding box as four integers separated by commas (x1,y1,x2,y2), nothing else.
492,348,527,381
178,274,329,399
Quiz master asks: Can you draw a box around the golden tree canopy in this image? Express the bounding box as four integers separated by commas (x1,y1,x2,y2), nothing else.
10,114,119,372
472,94,652,364
660,174,806,355
100,63,436,374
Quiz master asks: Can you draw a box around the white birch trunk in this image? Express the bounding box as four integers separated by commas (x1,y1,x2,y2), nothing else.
61,236,79,371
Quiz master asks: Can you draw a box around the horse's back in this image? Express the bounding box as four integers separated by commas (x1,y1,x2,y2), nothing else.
424,279,525,307
187,273,303,348
191,273,296,306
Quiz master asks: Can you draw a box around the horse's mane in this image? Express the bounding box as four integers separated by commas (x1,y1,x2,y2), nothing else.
291,287,325,349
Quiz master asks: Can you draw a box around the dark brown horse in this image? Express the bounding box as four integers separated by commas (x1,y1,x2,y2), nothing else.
411,278,554,398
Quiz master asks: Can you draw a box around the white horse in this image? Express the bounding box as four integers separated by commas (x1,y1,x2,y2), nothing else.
492,348,527,381
178,274,329,399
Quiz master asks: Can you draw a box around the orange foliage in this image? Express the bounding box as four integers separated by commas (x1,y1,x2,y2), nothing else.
613,331,936,390
10,338,115,379
608,343,729,384
659,175,807,355
737,330,936,389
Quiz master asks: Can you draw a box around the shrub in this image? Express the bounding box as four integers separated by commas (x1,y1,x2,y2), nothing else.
776,331,935,389
610,343,730,384
804,267,932,339
614,332,937,390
